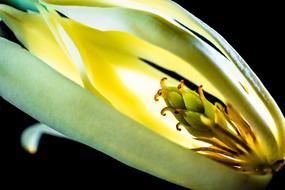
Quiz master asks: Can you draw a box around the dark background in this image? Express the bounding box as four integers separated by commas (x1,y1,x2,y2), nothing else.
0,1,284,189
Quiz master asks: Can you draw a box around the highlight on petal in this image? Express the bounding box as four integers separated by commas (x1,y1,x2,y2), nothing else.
21,123,66,154
155,78,282,173
1,0,284,168
38,0,284,163
1,4,204,148
0,37,273,190
0,4,82,85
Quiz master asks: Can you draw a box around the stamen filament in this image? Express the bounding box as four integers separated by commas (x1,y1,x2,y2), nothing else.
154,77,279,174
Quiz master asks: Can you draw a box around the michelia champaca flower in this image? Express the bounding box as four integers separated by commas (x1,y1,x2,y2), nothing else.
0,0,284,189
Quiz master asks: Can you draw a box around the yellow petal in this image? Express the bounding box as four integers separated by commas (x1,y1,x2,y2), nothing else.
0,4,198,148
40,0,281,163
2,2,283,162
0,37,273,189
0,4,82,85
37,6,201,148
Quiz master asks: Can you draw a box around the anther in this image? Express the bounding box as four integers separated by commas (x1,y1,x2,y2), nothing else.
271,159,285,172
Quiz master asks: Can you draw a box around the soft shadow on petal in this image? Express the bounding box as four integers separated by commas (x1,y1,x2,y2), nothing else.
0,37,272,190
0,4,82,85
40,0,283,163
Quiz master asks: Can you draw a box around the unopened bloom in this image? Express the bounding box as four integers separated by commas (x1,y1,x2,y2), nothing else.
0,0,284,189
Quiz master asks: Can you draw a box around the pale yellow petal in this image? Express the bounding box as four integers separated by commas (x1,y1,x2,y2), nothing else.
37,7,200,148
40,1,280,162
0,4,82,85
0,37,272,190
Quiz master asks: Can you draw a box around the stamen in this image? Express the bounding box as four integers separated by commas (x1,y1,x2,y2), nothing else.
196,149,245,167
197,85,204,100
155,77,274,174
177,79,185,91
215,102,225,112
226,104,257,143
194,137,238,156
192,147,237,158
202,114,251,154
271,159,285,172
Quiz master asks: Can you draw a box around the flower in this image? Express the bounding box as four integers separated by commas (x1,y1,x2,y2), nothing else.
0,0,284,189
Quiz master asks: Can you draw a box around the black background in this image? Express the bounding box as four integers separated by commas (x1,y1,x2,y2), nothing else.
0,1,284,189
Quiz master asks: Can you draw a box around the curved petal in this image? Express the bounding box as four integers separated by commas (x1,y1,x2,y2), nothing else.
0,37,272,190
0,4,81,85
40,0,280,162
2,2,282,161
0,4,197,148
